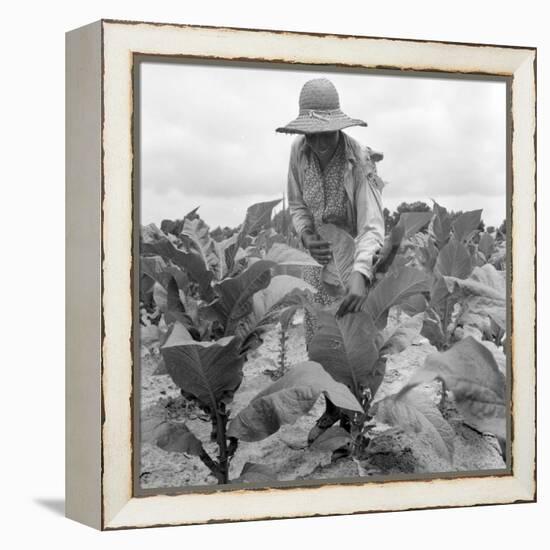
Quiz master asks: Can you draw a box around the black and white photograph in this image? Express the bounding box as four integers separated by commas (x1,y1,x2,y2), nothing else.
137,60,509,491
2,0,544,541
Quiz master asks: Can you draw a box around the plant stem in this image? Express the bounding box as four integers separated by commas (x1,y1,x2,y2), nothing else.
198,449,223,481
227,437,239,459
442,296,451,349
439,379,448,410
349,389,372,458
278,326,287,376
212,404,230,484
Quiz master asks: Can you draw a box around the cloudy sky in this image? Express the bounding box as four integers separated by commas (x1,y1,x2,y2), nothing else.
139,61,506,229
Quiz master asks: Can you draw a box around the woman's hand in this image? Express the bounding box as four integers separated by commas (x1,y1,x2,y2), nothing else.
302,230,332,265
336,271,370,317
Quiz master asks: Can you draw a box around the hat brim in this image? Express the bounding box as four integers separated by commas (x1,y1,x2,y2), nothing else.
276,111,367,135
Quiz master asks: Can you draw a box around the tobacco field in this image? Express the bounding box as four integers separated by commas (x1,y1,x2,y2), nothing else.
138,199,508,489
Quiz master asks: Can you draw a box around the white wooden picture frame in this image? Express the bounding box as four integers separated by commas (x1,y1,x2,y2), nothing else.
66,19,536,530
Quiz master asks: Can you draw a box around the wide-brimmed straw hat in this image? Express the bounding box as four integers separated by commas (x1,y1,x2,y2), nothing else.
276,78,367,135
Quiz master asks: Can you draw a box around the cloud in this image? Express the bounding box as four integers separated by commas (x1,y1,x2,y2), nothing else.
140,62,506,227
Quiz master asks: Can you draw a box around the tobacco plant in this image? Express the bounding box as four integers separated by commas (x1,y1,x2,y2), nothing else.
226,214,435,460
300,218,432,456
263,304,299,380
140,200,325,483
146,264,316,482
261,206,506,463
141,200,508,484
400,202,507,350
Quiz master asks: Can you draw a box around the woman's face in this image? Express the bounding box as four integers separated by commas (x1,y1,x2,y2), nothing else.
306,131,339,164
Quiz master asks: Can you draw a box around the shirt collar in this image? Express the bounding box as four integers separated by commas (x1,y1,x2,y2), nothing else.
341,132,362,165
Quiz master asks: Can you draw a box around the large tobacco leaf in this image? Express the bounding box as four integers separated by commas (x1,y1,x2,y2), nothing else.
481,341,506,375
160,218,184,237
141,223,214,299
253,228,286,252
161,322,245,410
420,308,447,350
142,419,225,479
452,209,482,243
398,211,434,238
141,257,205,338
216,233,240,274
445,264,507,340
364,266,430,328
413,234,439,273
398,336,506,440
318,217,431,294
318,223,355,297
162,275,186,321
460,296,506,336
429,274,452,312
142,419,204,457
372,224,404,276
373,392,455,462
264,242,320,267
180,217,225,280
435,238,473,279
420,274,459,348
233,462,277,483
239,275,314,351
489,244,506,270
478,232,495,259
202,260,275,336
140,255,168,286
463,263,505,296
445,264,506,334
163,275,209,340
379,313,424,358
310,426,353,452
141,256,192,327
140,255,189,292
308,310,382,399
140,273,156,303
399,294,429,317
160,206,200,236
432,201,452,249
183,205,201,222
249,275,314,326
240,199,282,241
225,199,282,271
373,212,432,278
227,361,363,442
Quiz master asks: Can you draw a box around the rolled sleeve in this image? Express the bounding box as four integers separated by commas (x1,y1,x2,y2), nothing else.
353,165,385,281
287,137,314,238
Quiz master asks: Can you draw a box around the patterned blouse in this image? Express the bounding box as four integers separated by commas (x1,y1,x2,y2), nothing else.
301,134,351,344
301,135,353,235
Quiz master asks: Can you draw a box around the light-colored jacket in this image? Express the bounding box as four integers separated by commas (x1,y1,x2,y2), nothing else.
287,132,385,281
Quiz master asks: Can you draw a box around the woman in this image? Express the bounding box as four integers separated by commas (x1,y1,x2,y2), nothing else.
276,77,386,345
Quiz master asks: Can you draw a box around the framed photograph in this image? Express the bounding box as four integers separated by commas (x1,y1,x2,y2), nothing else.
66,19,536,530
